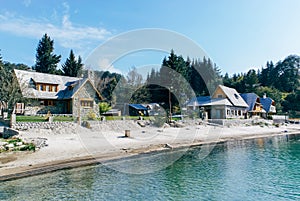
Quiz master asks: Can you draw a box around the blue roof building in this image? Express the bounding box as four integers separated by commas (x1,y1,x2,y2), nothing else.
240,93,265,118
128,104,149,116
260,96,276,114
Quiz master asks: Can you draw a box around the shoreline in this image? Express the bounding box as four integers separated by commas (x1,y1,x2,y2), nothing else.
1,123,300,181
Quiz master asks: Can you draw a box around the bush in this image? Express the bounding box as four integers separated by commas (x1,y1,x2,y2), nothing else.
82,121,91,129
99,102,111,115
19,143,36,151
87,111,97,120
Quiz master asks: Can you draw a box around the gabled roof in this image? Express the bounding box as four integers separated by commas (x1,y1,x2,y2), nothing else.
186,96,211,107
14,69,102,100
240,93,260,111
215,85,248,108
204,98,232,106
260,97,275,113
187,96,232,107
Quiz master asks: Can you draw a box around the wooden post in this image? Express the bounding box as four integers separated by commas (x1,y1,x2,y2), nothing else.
125,130,130,137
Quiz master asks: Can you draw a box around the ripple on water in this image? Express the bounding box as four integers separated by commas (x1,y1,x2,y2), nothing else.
0,134,299,201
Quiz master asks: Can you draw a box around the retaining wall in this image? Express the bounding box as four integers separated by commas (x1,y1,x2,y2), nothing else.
12,122,76,131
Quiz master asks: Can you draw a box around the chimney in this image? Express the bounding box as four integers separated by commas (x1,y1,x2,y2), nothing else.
263,93,267,99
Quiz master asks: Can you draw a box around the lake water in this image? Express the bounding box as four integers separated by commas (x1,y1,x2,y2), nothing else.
1,134,299,201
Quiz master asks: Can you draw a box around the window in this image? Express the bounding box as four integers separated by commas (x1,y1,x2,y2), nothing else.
217,94,223,98
80,99,93,108
36,83,58,92
45,100,54,106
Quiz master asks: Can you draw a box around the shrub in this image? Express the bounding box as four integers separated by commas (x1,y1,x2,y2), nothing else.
87,110,97,120
99,102,111,115
82,121,91,129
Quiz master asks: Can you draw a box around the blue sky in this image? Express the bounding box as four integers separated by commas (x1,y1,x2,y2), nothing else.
1,0,300,75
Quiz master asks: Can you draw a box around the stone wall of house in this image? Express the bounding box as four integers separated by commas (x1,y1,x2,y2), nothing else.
208,119,271,126
24,100,68,115
72,81,100,119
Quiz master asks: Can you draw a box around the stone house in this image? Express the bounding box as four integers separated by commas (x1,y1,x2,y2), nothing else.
14,69,103,118
187,85,248,119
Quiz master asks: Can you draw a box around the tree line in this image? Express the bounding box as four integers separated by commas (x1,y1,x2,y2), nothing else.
222,55,300,115
1,33,300,116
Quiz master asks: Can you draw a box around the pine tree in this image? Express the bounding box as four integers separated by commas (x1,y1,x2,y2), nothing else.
35,33,61,74
62,50,83,77
0,52,25,113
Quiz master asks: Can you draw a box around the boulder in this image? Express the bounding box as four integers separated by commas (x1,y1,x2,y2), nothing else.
137,121,146,127
175,122,185,128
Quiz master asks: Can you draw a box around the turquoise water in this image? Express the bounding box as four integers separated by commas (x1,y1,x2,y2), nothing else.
0,134,299,201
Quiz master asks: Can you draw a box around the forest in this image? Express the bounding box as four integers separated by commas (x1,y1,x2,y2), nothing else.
0,34,299,117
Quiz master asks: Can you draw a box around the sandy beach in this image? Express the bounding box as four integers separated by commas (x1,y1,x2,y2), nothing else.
1,120,300,181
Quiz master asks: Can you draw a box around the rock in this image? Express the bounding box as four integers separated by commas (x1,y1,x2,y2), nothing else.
175,122,185,128
137,121,146,127
163,123,170,128
0,141,8,146
16,141,23,146
164,143,173,149
6,143,14,148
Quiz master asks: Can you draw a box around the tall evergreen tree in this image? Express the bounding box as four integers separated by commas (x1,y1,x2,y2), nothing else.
62,50,83,77
0,52,26,113
35,33,61,74
273,55,300,92
244,69,259,92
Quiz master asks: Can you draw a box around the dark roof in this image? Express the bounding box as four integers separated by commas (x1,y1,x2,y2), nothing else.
187,96,232,107
240,93,259,111
186,96,211,107
129,104,148,110
260,97,273,112
14,69,102,100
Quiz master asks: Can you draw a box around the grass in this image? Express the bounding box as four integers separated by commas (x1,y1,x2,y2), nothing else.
16,115,45,122
53,116,74,122
103,116,152,121
16,115,74,122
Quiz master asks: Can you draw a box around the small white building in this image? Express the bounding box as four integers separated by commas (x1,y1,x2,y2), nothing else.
187,85,248,119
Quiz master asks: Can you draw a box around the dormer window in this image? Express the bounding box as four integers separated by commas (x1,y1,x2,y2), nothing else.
36,83,58,92
217,94,223,98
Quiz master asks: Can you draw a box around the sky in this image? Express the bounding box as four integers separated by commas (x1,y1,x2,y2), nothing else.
1,0,300,75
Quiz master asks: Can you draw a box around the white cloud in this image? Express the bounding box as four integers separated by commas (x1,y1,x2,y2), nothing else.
96,58,123,74
0,9,111,53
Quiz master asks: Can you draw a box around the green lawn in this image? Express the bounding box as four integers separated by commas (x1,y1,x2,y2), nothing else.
103,116,152,121
16,115,155,122
16,115,74,122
